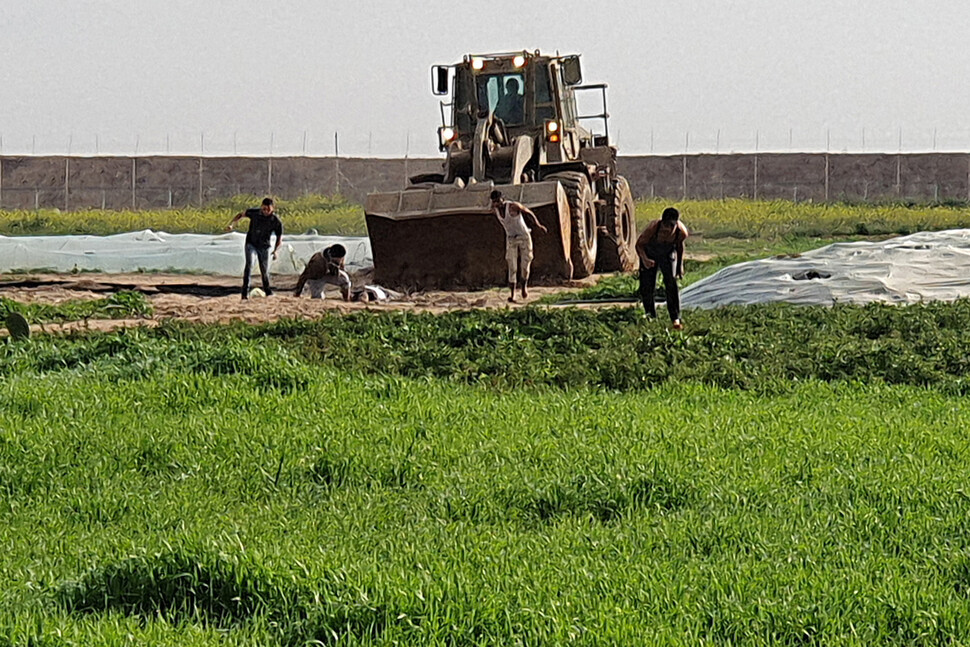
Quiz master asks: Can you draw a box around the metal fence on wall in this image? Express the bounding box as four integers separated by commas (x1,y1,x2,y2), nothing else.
621,153,970,204
2,153,970,211
0,156,444,211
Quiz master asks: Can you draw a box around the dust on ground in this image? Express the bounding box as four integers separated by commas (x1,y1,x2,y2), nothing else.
0,271,617,335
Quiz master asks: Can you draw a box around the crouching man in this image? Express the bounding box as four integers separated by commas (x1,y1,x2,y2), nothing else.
293,244,352,301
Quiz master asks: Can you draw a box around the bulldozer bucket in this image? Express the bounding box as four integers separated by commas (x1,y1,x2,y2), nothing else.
365,181,572,289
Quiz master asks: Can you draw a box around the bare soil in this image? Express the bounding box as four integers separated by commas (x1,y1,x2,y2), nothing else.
0,271,610,335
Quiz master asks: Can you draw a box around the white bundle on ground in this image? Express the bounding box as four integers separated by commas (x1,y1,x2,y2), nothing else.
0,231,372,275
682,229,970,309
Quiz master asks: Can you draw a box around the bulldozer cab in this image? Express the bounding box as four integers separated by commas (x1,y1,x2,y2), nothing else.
439,52,588,149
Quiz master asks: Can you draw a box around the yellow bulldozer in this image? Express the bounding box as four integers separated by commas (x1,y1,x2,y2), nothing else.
364,50,637,289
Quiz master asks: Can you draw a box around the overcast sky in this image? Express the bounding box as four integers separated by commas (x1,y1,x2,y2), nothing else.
2,0,968,157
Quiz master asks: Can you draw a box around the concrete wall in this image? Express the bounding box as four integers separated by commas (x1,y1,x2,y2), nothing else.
1,153,968,210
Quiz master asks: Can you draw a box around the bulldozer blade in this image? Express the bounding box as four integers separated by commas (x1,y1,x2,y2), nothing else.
365,181,572,289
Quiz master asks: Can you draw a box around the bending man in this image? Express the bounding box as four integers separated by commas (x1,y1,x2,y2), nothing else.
635,206,689,330
293,244,352,301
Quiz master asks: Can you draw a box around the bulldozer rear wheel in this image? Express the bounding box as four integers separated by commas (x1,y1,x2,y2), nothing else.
547,172,597,278
595,176,638,272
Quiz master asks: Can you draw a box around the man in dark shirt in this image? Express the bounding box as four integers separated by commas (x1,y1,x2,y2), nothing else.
226,197,283,299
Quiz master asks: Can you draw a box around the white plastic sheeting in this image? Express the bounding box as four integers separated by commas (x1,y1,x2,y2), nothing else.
682,229,970,309
0,231,372,275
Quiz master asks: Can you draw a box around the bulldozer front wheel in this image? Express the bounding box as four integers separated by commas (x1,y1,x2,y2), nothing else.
595,176,638,272
547,172,597,278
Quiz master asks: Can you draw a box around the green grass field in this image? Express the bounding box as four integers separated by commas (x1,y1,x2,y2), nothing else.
3,198,970,644
2,305,970,644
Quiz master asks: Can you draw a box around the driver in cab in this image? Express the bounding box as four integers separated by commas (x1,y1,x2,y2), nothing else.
494,78,524,124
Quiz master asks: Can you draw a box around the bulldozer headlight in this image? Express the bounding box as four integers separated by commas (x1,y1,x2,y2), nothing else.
438,126,457,148
545,120,561,142
513,55,526,68
471,57,485,71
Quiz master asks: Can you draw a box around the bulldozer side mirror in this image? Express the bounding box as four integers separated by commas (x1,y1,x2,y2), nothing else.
432,66,450,95
562,56,583,86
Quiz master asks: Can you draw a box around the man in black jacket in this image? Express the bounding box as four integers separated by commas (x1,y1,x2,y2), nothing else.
226,197,283,299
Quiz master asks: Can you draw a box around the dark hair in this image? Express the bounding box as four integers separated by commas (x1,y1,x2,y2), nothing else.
490,190,503,201
661,207,679,222
328,244,347,258
262,197,274,206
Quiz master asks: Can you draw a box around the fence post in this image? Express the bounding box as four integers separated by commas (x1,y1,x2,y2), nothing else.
753,154,759,200
131,157,137,208
896,155,902,198
824,154,830,202
0,157,3,209
198,157,204,206
404,131,411,189
682,155,688,200
65,157,70,211
268,157,273,196
334,132,340,195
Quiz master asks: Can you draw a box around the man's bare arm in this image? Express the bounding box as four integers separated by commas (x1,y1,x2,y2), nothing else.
635,221,659,268
272,223,283,259
225,211,245,232
515,202,547,232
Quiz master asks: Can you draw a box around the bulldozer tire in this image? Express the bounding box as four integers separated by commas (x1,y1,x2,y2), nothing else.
595,176,638,272
547,171,597,278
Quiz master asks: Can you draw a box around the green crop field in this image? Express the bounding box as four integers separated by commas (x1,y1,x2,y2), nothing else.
3,198,970,644
3,304,970,645
0,195,365,237
3,196,970,242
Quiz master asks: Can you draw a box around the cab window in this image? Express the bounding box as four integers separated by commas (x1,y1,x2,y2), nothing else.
535,66,555,122
477,73,525,124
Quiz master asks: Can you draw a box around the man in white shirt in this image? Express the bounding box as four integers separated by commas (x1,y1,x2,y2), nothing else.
490,189,547,302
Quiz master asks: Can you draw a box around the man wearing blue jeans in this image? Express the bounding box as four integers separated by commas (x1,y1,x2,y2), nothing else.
226,197,283,299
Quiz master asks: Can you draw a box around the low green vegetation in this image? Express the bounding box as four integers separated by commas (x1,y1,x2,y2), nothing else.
1,306,970,644
0,194,363,236
541,254,762,304
0,291,152,325
638,198,970,241
5,303,956,393
3,196,970,242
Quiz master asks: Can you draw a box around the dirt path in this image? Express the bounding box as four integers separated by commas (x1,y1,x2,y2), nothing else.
1,272,627,335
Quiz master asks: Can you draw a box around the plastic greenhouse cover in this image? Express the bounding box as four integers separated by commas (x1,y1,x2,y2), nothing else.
0,231,371,275
682,229,970,308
